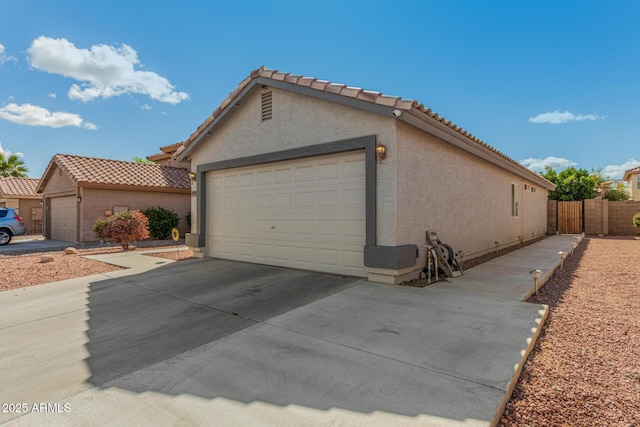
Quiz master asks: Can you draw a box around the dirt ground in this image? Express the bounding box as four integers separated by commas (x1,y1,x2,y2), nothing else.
499,236,640,426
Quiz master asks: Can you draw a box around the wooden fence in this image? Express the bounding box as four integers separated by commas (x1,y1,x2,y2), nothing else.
557,201,583,234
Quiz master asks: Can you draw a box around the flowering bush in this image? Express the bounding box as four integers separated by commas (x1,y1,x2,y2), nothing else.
93,210,150,250
633,212,640,228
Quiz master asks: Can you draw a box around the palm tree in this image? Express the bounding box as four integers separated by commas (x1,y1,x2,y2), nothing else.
0,153,29,177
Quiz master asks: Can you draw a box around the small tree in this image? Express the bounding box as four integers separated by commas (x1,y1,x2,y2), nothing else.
93,210,150,250
607,188,630,201
132,156,155,164
143,206,179,240
633,213,640,228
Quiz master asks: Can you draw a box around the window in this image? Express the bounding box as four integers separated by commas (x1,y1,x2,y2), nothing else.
511,184,519,217
637,176,640,189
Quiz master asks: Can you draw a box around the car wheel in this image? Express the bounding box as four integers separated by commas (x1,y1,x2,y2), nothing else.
0,229,11,246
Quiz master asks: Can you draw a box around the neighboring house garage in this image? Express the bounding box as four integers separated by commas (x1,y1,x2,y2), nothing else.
0,177,43,234
176,67,555,284
36,154,191,243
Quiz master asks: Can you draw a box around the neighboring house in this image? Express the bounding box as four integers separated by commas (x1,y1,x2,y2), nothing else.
175,67,555,284
623,166,640,200
146,142,190,168
0,177,43,234
36,154,191,243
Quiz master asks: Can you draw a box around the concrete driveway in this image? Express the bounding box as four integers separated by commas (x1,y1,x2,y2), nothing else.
0,235,73,254
0,257,548,427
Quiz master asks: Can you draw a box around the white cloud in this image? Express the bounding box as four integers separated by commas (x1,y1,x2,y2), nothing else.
0,103,97,130
48,93,56,99
603,159,640,180
140,104,152,110
529,110,603,124
0,42,17,65
27,36,189,104
520,156,577,172
0,142,23,157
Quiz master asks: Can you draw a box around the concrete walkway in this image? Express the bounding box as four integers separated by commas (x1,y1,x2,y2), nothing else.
0,236,582,427
433,234,584,302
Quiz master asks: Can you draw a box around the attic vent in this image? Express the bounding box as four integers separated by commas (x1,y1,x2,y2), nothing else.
261,91,273,121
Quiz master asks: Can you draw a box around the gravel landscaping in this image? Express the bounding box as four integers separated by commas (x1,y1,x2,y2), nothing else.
0,242,192,292
499,236,640,427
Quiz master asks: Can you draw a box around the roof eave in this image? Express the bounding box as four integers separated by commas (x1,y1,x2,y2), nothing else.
401,109,556,190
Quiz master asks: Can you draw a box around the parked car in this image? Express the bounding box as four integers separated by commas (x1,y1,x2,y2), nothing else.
0,207,26,245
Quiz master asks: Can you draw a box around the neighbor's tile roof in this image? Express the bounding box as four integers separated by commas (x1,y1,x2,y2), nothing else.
0,177,40,197
178,66,536,177
623,166,640,181
40,154,190,191
148,142,184,161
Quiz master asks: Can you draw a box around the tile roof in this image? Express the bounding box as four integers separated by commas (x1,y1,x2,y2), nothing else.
38,154,191,192
147,142,184,161
177,66,542,181
623,166,640,181
0,177,41,198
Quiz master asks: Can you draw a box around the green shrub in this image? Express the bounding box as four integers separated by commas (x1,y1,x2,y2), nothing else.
143,206,179,240
93,218,109,240
633,212,640,228
93,210,150,250
186,211,191,227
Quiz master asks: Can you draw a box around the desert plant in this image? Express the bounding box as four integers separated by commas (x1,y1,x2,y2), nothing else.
143,206,179,240
633,212,640,228
93,210,150,250
185,211,191,227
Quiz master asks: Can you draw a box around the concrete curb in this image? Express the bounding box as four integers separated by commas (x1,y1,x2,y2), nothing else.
490,304,549,426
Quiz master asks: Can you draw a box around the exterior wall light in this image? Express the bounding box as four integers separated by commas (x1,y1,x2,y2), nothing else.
76,196,82,203
375,142,387,164
188,171,197,181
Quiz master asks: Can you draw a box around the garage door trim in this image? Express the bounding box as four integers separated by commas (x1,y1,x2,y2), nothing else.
194,135,377,250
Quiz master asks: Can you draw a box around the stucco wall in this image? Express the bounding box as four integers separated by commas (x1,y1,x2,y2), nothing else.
188,86,398,245
19,199,43,234
41,164,76,196
79,187,190,242
395,121,548,264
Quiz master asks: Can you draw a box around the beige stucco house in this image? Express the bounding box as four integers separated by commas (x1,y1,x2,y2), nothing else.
176,67,555,284
0,177,43,234
623,166,640,200
147,142,190,169
37,154,191,243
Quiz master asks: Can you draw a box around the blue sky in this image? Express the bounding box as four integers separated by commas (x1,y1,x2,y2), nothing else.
1,0,639,179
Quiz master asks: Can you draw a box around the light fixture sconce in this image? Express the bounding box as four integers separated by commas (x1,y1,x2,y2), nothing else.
188,171,197,181
375,142,387,164
76,196,82,203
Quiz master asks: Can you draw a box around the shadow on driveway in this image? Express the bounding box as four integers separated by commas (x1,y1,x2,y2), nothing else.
85,258,358,386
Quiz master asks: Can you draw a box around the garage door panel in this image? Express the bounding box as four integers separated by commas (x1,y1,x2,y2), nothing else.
207,151,366,277
50,196,77,242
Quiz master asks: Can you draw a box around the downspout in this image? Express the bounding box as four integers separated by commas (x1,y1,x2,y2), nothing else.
76,185,82,243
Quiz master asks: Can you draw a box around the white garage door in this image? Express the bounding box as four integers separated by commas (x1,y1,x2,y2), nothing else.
50,196,77,242
207,151,366,277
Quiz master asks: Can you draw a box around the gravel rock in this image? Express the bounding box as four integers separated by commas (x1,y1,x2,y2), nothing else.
39,255,54,263
499,236,640,427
